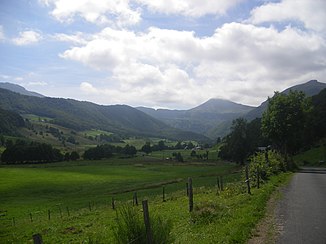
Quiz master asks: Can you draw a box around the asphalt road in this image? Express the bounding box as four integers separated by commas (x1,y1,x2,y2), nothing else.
276,167,326,244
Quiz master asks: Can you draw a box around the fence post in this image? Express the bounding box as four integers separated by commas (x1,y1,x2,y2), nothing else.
162,186,166,202
186,183,189,196
133,192,138,206
112,197,115,210
142,200,153,244
48,210,51,221
29,213,33,223
245,165,251,194
220,176,224,191
216,176,220,190
59,206,62,218
188,178,193,212
257,168,260,189
32,234,43,244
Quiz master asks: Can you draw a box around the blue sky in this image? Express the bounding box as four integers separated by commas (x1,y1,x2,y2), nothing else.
0,0,325,109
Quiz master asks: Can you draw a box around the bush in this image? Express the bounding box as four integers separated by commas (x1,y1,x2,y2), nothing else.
113,205,173,244
245,150,286,187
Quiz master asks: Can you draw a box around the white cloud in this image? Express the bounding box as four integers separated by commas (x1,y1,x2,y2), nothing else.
41,0,141,26
12,30,43,46
60,22,326,107
53,32,89,45
0,25,5,40
80,81,99,93
249,0,326,33
137,0,243,17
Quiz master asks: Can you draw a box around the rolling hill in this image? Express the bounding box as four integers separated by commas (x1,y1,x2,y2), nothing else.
0,88,208,142
0,82,44,98
137,99,254,138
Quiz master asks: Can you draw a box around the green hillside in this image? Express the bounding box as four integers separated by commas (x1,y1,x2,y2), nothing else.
0,88,208,142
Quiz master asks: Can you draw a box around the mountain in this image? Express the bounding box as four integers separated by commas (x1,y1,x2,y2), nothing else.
0,107,25,135
245,80,326,120
0,82,45,98
0,88,208,142
137,99,254,138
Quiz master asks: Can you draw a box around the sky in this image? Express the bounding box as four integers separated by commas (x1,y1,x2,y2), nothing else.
0,0,325,109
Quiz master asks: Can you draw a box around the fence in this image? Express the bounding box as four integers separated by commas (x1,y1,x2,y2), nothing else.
1,168,262,243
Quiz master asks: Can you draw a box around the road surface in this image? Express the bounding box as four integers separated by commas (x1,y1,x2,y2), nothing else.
276,167,326,244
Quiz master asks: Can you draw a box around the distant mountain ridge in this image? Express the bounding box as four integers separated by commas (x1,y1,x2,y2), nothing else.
245,80,326,121
0,88,208,142
137,99,254,138
0,82,44,98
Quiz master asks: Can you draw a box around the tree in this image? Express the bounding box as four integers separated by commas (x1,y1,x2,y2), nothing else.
123,144,137,157
219,118,250,165
70,151,80,161
141,142,152,154
261,90,312,160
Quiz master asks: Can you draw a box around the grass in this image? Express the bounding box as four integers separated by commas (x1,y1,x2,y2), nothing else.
0,163,291,243
0,159,235,218
294,144,326,166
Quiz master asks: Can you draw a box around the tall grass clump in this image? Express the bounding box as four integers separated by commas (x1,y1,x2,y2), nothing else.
113,204,173,244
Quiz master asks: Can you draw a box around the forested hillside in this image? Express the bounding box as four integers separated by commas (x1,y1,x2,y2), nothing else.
0,88,208,141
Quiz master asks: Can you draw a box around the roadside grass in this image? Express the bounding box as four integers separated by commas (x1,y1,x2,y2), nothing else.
0,168,291,243
294,145,326,166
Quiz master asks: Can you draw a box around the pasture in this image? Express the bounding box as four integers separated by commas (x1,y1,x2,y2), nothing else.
0,155,293,243
0,157,236,220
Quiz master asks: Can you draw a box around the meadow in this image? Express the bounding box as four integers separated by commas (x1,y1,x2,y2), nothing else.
0,155,243,242
0,155,291,243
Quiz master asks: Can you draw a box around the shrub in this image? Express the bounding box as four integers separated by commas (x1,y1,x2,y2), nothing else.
113,205,173,244
245,150,286,187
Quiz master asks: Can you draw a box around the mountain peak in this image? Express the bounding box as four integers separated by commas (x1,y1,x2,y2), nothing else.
190,98,255,114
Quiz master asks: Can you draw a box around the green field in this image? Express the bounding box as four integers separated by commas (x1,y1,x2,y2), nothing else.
0,155,291,243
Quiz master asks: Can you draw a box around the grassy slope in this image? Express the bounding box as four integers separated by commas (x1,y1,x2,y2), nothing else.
294,144,326,166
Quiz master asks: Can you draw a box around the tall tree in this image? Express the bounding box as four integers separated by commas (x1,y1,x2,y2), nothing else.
219,118,250,165
261,90,312,159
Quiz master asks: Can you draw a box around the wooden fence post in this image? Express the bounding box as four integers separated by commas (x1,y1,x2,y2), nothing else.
32,234,43,244
186,183,189,196
245,165,251,194
59,206,62,218
216,176,220,190
29,213,33,223
257,168,260,189
162,186,165,202
112,197,115,210
220,176,224,191
142,200,153,244
188,178,193,212
48,210,51,221
133,192,138,206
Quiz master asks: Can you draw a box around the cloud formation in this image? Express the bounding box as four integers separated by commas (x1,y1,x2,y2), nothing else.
58,22,326,107
249,0,326,33
41,0,141,26
12,30,43,46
